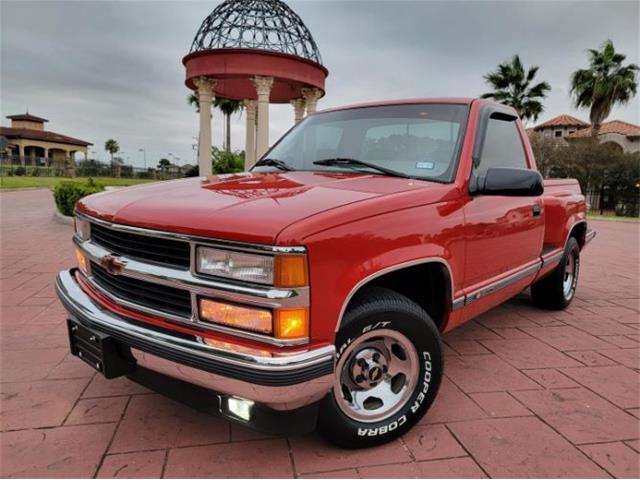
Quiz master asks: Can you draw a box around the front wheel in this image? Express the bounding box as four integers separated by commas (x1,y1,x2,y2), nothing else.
531,237,580,310
318,287,443,448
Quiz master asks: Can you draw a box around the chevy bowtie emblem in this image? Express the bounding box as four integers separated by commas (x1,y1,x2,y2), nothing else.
100,254,127,275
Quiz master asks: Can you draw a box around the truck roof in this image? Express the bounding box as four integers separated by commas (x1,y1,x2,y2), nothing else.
318,97,479,114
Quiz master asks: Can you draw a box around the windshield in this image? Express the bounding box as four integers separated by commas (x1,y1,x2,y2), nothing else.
256,103,469,182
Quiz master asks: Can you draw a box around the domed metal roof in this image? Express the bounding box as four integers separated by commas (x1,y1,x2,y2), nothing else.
189,0,323,64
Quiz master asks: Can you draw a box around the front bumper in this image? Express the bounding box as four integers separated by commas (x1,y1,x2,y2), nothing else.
55,269,335,414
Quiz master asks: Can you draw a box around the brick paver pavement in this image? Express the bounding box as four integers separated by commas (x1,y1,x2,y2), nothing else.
1,188,638,478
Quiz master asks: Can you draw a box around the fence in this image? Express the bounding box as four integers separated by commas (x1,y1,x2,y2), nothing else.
586,188,640,217
0,156,187,180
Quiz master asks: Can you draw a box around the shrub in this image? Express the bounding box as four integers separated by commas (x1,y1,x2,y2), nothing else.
30,167,40,176
53,179,105,216
212,147,245,174
14,166,26,176
183,165,199,177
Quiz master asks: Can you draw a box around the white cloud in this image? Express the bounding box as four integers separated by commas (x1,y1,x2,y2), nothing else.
2,0,638,167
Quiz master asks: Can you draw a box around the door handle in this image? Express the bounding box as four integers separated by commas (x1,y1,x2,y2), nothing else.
532,204,541,217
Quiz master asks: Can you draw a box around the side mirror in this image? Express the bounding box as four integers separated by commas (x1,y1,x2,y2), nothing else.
474,167,544,196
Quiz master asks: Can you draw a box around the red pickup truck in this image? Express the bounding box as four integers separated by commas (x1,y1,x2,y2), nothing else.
56,98,594,447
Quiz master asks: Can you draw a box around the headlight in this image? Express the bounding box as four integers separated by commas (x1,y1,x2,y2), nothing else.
196,247,274,284
74,216,91,241
196,247,308,287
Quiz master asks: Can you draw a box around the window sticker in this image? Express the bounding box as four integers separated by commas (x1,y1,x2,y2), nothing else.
416,161,435,169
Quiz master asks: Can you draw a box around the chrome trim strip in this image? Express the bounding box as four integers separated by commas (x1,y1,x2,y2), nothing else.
452,297,465,311
76,211,307,254
585,229,596,245
464,262,541,306
76,238,309,347
336,257,456,332
541,250,564,269
56,269,334,371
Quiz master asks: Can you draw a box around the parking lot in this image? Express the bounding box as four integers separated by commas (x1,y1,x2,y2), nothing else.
1,188,638,478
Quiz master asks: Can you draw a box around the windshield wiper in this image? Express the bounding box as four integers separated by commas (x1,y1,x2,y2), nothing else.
313,158,411,178
254,158,294,171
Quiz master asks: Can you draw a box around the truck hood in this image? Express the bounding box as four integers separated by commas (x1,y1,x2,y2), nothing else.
78,171,432,244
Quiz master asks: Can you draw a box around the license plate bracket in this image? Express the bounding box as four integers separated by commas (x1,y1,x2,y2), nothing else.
67,319,136,379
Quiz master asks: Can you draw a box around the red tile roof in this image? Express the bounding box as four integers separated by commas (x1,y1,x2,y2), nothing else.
534,114,589,130
566,120,640,139
6,113,48,123
0,127,92,147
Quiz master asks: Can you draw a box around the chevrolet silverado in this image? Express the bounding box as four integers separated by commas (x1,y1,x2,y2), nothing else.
56,98,594,447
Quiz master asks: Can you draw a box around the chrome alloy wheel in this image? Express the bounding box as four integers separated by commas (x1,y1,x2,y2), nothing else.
563,250,579,300
334,329,419,423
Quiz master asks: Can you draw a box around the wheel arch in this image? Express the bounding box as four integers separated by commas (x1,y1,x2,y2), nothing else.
336,259,454,333
568,220,587,249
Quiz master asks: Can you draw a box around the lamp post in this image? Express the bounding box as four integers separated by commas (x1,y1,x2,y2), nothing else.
138,148,146,169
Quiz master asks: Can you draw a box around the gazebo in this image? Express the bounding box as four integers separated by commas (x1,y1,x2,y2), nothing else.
183,0,328,175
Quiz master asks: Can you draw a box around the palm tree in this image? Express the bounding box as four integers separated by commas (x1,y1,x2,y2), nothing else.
570,40,639,136
481,55,551,123
104,139,121,177
187,94,243,152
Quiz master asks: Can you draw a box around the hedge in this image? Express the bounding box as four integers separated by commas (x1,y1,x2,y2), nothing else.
53,178,105,216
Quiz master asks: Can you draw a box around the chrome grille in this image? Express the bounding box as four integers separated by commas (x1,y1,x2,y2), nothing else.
90,262,192,318
90,223,191,269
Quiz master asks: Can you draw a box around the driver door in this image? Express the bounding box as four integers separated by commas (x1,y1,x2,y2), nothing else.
461,111,544,318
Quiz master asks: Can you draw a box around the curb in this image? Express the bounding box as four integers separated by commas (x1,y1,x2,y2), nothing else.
53,209,74,226
0,187,53,193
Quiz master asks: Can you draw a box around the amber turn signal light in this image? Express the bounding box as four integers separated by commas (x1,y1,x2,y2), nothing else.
199,298,273,334
274,255,308,288
75,248,89,275
274,308,309,339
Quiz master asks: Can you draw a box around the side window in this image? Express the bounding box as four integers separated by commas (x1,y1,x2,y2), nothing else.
476,116,528,176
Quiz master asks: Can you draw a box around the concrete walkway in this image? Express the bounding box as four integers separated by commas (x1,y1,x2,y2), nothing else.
1,188,638,478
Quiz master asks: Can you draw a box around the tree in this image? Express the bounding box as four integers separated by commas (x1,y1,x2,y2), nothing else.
187,93,243,152
570,40,639,136
104,139,119,163
481,55,551,123
215,98,243,153
529,134,560,178
157,158,171,170
104,139,120,177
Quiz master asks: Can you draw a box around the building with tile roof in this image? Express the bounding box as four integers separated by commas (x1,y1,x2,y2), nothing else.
0,113,92,167
531,115,639,153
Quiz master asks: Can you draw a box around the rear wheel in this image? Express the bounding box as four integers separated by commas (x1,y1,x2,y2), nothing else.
318,287,443,448
531,237,580,310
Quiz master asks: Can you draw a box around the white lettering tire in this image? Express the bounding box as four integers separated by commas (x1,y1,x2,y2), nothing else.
318,287,444,448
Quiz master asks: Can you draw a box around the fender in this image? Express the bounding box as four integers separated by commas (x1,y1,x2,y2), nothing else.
334,255,456,333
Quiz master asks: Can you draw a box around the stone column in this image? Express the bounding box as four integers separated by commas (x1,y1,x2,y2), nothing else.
17,144,24,165
44,148,49,167
302,88,322,115
253,76,273,160
291,98,306,124
195,76,217,176
243,99,257,170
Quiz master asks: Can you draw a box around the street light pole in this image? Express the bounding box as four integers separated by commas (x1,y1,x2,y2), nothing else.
139,148,146,169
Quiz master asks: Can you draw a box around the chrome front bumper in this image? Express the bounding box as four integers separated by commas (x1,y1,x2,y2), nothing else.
55,269,335,411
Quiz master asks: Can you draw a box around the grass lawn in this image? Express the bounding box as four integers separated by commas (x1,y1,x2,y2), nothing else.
0,176,156,190
588,213,639,223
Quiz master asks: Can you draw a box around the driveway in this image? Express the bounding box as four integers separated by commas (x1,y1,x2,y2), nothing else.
1,188,638,478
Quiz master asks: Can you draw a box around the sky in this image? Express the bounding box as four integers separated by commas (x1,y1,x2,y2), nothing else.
1,0,638,168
